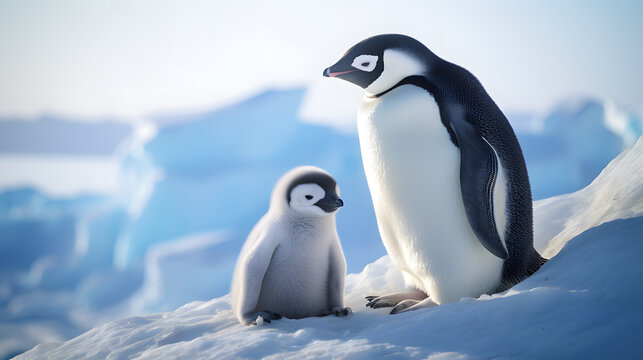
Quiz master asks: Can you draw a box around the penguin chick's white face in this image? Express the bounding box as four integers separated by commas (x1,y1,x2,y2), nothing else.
286,173,343,217
323,34,430,95
289,184,328,216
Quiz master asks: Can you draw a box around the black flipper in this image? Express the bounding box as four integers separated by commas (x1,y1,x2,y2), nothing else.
448,107,508,259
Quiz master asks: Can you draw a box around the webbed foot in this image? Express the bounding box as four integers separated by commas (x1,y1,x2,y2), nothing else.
390,299,420,314
365,290,428,309
390,297,437,314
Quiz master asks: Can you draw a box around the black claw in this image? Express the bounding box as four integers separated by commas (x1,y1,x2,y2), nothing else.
390,304,407,314
365,296,377,301
367,298,385,308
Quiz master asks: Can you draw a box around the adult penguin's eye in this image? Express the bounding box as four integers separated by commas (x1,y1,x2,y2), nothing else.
351,55,378,72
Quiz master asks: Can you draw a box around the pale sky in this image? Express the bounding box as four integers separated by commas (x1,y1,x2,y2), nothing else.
0,0,641,125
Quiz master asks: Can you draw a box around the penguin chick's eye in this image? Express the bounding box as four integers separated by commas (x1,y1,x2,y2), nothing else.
351,54,378,72
305,195,313,200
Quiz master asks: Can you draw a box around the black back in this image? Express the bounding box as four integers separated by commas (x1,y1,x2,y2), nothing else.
423,59,547,290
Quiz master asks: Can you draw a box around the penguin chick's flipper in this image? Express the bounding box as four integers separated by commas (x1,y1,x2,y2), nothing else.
365,290,428,308
244,310,283,325
390,297,437,314
448,109,508,259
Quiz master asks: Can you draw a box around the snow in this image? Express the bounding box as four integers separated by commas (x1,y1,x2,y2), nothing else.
14,134,643,359
534,136,643,258
16,217,643,359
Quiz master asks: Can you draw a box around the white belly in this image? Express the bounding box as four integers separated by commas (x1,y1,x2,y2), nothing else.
358,85,503,304
255,229,330,318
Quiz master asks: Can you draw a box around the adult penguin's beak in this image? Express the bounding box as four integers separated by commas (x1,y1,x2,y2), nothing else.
323,67,355,77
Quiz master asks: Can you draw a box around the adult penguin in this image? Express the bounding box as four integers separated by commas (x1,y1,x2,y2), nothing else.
324,34,546,313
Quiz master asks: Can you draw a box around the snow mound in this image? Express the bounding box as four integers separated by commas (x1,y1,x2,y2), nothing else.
534,135,643,258
16,139,643,359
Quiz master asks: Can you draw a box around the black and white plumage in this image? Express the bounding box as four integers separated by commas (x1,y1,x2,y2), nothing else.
231,166,350,325
324,34,546,313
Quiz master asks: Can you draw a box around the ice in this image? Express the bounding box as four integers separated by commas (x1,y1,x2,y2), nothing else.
534,136,643,258
517,99,642,199
116,88,382,274
128,231,238,315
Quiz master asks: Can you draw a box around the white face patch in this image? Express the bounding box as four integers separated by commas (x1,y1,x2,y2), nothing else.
365,49,425,96
351,54,378,72
289,183,326,216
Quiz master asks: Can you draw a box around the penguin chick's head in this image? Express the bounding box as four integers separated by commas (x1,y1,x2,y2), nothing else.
323,34,435,95
271,166,343,217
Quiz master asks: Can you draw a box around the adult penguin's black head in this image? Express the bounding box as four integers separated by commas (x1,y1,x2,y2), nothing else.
323,34,437,95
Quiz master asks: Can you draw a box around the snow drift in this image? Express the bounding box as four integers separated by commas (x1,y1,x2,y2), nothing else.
534,136,643,258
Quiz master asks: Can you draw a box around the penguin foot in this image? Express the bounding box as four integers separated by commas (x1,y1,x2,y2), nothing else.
390,297,437,314
322,307,352,317
390,299,419,314
244,310,283,325
365,290,428,309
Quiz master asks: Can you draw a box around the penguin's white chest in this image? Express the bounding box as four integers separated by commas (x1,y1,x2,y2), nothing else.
255,227,330,318
357,85,503,304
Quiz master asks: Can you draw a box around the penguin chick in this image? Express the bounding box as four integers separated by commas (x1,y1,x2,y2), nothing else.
231,166,350,325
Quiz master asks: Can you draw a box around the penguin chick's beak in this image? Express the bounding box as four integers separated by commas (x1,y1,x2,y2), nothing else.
323,67,355,78
315,196,344,213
